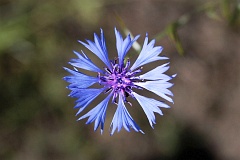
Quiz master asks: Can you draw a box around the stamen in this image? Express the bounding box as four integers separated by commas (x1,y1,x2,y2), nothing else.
98,58,144,105
104,67,112,74
105,87,112,93
113,64,118,73
114,57,118,64
124,58,130,70
112,92,118,104
127,101,132,106
97,72,101,77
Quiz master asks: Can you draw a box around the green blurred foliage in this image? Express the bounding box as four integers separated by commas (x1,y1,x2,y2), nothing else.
0,0,89,159
221,0,240,27
153,0,240,56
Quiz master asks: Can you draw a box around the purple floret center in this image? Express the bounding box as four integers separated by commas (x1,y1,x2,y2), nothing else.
98,58,143,104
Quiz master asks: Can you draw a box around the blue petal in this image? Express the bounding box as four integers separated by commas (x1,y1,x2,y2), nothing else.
130,34,168,71
78,29,111,69
139,63,173,81
63,67,98,88
72,88,105,115
78,92,112,134
110,95,144,135
69,51,103,73
115,28,140,67
134,80,174,103
132,92,170,128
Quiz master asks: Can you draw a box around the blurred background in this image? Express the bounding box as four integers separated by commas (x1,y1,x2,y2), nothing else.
0,0,240,159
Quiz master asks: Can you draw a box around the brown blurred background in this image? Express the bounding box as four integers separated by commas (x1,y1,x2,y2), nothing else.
0,0,240,160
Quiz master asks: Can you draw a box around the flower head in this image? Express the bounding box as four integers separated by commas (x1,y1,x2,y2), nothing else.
63,28,176,135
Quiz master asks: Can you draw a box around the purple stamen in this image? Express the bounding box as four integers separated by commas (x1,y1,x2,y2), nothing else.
98,58,143,104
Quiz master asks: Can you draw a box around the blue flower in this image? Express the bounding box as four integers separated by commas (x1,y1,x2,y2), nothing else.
63,28,176,135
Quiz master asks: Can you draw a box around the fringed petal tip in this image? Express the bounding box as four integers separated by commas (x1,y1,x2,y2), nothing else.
63,67,68,71
72,50,80,56
77,40,85,45
172,74,177,78
140,130,145,134
161,56,169,60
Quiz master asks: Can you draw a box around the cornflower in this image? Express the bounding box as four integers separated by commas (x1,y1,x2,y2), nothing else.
63,28,176,135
